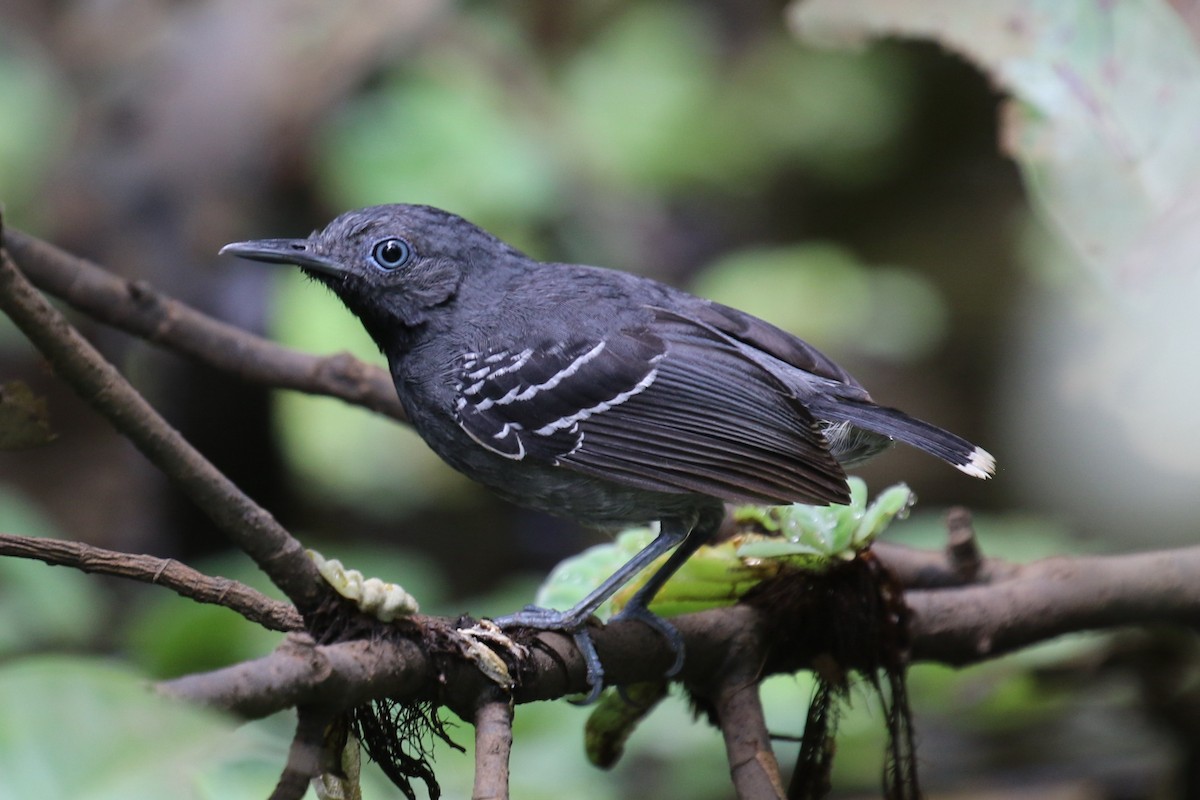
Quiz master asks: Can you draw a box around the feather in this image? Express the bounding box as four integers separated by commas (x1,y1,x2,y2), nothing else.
454,315,851,506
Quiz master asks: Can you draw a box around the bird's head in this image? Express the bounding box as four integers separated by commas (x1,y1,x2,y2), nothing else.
221,204,520,340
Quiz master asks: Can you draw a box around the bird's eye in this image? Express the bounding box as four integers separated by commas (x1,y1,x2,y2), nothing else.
371,238,413,270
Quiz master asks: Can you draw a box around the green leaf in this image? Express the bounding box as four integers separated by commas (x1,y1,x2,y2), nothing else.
563,4,913,191
534,528,658,616
584,682,669,769
536,481,914,618
737,478,913,562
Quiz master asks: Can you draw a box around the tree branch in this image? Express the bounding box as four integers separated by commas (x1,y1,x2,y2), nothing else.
701,616,786,800
906,545,1200,665
716,675,784,800
158,543,1200,718
0,227,407,423
943,506,983,580
270,705,336,800
869,540,1020,589
159,632,437,718
0,235,327,615
0,532,301,632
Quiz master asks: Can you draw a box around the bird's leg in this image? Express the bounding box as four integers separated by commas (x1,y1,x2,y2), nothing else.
493,520,692,700
608,522,709,677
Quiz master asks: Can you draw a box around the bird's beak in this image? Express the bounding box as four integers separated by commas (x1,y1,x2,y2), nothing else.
219,238,346,277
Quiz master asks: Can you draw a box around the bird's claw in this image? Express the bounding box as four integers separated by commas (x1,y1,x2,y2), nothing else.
610,604,686,677
493,606,606,702
570,630,605,705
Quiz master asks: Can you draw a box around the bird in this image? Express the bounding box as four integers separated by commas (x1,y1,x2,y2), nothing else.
221,204,994,698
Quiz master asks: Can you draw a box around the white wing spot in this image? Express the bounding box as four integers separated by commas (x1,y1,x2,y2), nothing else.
459,420,526,460
533,367,659,435
495,341,607,406
458,350,538,410
488,348,534,379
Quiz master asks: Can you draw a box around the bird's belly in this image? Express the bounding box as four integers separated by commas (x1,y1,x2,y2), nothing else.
481,463,714,529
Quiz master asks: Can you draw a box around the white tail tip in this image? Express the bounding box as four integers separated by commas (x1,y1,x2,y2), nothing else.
956,446,996,479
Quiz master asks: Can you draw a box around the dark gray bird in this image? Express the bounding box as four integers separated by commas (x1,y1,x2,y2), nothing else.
222,204,994,696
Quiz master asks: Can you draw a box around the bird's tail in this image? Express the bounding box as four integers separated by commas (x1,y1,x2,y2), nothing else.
810,399,995,479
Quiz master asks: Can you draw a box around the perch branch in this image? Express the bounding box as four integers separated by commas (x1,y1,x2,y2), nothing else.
159,632,435,718
0,236,327,615
0,532,301,632
159,544,1200,717
159,611,759,716
0,227,406,422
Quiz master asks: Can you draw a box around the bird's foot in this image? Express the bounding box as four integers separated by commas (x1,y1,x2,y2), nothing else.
610,604,686,677
493,605,606,704
493,604,589,631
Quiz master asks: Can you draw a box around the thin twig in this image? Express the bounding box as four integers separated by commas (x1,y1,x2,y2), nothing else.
870,540,1019,588
473,691,514,800
0,532,301,632
1,227,407,422
717,674,785,800
703,617,785,800
269,705,336,800
0,236,326,615
944,506,982,580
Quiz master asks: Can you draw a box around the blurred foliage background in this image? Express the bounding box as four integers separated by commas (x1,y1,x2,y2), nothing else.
1,1,1199,798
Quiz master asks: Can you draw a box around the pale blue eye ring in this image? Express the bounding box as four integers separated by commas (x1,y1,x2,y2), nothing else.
371,238,413,270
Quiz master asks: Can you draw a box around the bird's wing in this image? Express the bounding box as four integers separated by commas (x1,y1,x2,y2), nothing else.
452,311,850,506
687,299,869,397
